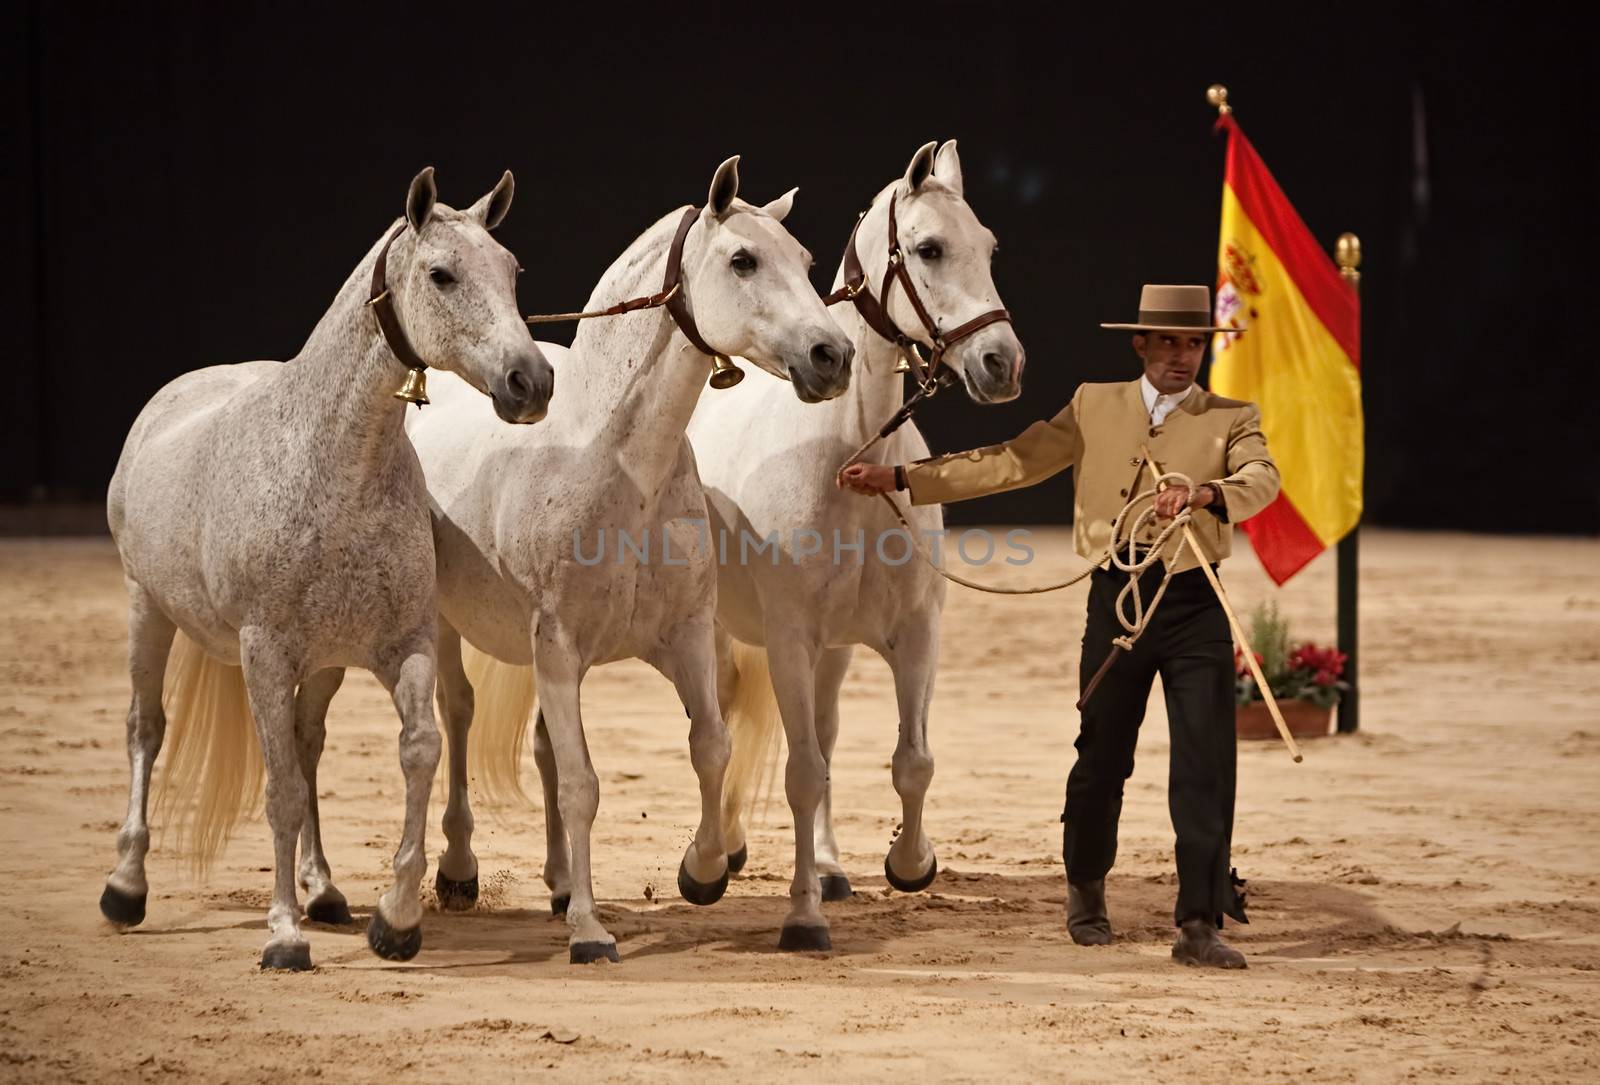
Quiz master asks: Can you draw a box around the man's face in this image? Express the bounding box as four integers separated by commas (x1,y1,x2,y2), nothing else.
1133,331,1206,394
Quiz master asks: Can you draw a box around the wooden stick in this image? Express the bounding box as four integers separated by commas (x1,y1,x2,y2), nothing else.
1144,446,1303,763
1075,643,1124,711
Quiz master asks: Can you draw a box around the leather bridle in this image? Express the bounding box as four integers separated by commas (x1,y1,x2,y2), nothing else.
824,191,1012,394
525,205,745,387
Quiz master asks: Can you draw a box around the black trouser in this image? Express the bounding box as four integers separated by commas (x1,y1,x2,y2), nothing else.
1062,562,1246,927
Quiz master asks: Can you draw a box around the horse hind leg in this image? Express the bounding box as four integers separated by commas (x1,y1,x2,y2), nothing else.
240,632,314,970
531,708,573,916
712,627,749,875
101,580,177,928
295,667,350,925
366,644,443,962
433,622,479,911
813,646,854,903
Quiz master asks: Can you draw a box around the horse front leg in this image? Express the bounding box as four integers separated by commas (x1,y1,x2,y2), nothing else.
366,641,443,961
239,630,314,970
766,639,831,951
813,645,855,902
533,632,614,963
433,621,479,910
101,579,176,928
294,666,350,925
882,615,939,893
647,617,731,906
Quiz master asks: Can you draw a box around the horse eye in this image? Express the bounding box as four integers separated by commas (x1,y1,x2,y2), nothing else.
429,267,456,286
916,242,943,261
730,250,758,275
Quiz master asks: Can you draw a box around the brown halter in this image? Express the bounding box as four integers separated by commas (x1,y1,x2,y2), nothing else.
525,206,744,388
367,222,432,406
823,191,1013,393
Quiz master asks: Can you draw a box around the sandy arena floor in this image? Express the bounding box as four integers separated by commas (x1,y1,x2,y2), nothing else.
1,528,1597,1082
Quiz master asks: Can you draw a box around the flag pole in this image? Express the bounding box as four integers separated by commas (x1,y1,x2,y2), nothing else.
1334,233,1362,733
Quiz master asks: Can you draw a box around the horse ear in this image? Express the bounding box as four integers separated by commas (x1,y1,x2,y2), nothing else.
903,141,937,193
469,170,515,231
707,155,740,219
759,187,798,224
406,166,437,232
934,140,964,198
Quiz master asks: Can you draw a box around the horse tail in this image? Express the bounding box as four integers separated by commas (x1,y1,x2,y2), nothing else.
460,643,538,809
154,631,263,874
720,639,784,835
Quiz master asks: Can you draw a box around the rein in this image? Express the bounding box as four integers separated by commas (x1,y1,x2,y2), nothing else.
524,206,745,388
366,223,431,406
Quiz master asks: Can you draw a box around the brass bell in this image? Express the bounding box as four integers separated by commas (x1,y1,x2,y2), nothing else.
707,354,744,390
893,355,913,374
393,367,430,407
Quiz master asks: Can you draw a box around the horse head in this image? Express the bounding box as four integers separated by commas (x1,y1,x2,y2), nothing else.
391,168,553,423
680,156,854,403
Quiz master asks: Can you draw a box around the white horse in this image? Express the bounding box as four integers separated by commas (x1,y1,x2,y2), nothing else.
100,169,551,971
682,141,1025,950
401,157,854,963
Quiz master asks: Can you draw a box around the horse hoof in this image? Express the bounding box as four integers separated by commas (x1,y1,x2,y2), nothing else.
778,924,832,952
306,896,353,926
820,874,854,902
260,942,313,972
677,858,730,907
435,871,479,912
366,912,422,962
99,884,146,928
570,940,620,964
726,844,748,875
884,854,938,894
551,893,571,917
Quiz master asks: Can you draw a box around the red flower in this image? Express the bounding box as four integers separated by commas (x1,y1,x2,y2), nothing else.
1289,642,1346,680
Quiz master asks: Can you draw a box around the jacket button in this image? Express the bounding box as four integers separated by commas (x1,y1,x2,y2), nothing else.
1148,427,1159,438
1119,488,1128,497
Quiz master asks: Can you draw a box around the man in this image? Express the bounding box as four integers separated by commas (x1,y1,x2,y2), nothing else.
839,284,1280,969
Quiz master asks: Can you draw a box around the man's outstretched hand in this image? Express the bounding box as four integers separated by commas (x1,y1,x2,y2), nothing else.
837,463,898,496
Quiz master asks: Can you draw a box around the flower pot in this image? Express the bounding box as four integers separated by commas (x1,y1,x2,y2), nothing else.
1235,699,1333,740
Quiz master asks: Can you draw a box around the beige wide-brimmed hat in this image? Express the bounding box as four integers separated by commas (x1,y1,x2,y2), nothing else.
1100,284,1230,333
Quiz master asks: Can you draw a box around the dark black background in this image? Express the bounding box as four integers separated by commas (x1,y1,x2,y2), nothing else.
9,1,1596,533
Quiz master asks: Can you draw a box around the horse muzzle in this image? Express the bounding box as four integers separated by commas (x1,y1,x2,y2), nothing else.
493,349,554,424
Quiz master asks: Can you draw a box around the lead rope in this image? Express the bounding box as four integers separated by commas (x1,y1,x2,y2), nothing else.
837,414,1195,647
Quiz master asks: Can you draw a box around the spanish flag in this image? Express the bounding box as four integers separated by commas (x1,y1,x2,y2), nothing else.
1210,113,1363,585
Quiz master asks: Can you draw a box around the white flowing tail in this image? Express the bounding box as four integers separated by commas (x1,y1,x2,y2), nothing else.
720,640,784,834
460,643,538,808
154,631,263,873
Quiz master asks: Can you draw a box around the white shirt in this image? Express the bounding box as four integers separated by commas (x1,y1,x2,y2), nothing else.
1140,375,1197,426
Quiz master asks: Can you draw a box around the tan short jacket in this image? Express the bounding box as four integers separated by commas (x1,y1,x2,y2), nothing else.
904,379,1281,573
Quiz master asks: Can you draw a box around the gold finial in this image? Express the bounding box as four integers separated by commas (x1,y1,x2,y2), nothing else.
1335,232,1361,287
1206,84,1232,116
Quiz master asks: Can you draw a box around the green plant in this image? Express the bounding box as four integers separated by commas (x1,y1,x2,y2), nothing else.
1235,601,1349,708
